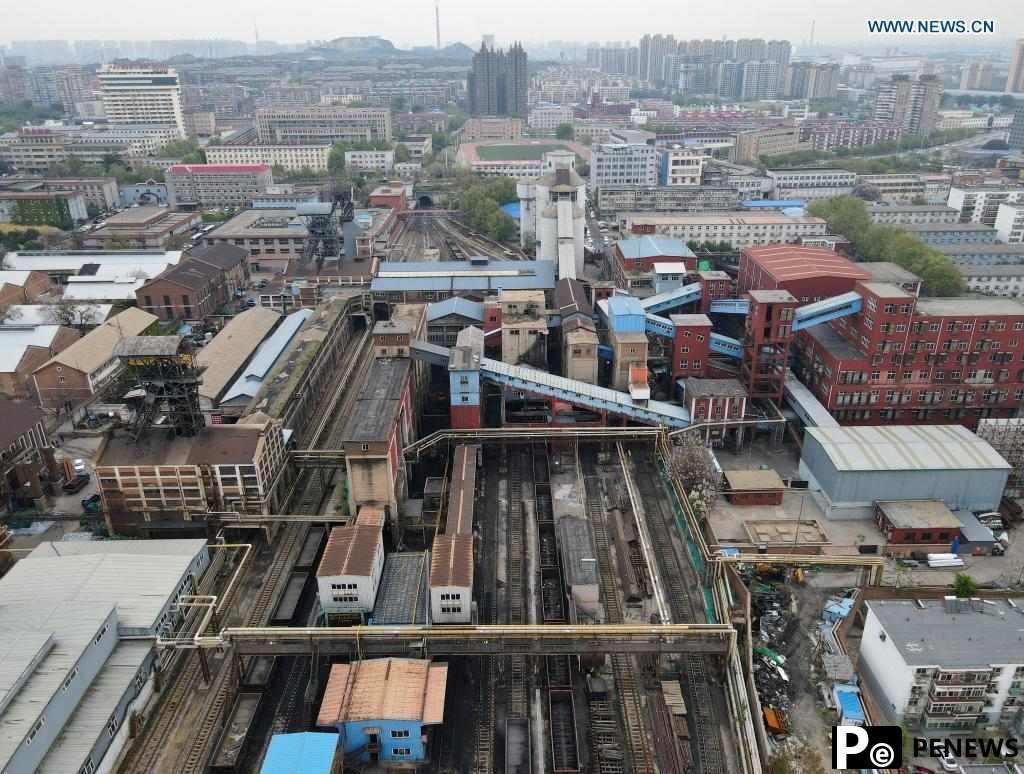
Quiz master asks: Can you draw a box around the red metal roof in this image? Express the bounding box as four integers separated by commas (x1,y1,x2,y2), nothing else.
168,163,271,174
743,246,871,284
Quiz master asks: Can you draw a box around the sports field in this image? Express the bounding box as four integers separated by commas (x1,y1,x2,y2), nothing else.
475,143,570,161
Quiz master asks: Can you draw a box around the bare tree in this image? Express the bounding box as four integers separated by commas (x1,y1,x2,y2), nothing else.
666,432,721,518
44,299,101,330
0,304,23,324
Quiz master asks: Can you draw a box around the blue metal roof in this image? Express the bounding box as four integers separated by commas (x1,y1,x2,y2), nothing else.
834,687,865,723
607,295,646,317
221,309,312,404
260,732,337,774
426,298,484,323
741,199,805,208
616,236,695,261
501,202,521,220
372,260,555,293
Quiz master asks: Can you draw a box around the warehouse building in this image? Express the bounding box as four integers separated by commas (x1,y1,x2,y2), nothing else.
798,424,1010,520
0,539,210,774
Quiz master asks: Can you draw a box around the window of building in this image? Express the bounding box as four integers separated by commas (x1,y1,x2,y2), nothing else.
391,729,411,738
62,666,79,692
392,747,412,757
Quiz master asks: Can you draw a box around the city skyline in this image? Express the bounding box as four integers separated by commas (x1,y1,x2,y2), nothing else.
2,0,1018,49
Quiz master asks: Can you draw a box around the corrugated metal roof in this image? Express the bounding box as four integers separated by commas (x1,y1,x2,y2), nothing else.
220,309,312,404
4,250,182,273
36,307,158,375
259,733,337,774
317,659,447,726
616,236,695,261
445,444,477,536
317,525,381,579
805,424,1011,472
429,534,473,588
426,297,484,323
743,245,870,283
36,640,153,773
196,307,280,400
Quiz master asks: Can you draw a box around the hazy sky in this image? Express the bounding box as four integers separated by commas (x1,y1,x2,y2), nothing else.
4,0,1018,47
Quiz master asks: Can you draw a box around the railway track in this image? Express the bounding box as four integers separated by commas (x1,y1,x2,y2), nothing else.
582,448,654,774
625,445,726,774
120,319,372,774
505,447,528,720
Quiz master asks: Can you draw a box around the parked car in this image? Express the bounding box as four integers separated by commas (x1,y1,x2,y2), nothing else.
939,753,959,772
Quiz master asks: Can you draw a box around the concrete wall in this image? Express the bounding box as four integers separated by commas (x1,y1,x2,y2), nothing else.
856,605,915,725
430,583,471,624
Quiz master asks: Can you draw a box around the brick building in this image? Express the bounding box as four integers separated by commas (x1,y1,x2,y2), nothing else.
136,260,225,321
32,308,158,410
611,236,697,296
165,163,273,210
0,270,52,306
873,500,962,557
738,245,871,303
794,280,1024,427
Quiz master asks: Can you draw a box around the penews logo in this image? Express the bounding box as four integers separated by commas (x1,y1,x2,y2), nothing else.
832,725,902,769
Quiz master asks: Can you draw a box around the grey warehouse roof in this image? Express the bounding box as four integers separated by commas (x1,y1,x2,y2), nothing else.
804,425,1010,473
867,598,1024,667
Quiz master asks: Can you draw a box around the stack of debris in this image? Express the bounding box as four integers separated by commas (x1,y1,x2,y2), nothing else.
661,679,693,768
750,580,794,724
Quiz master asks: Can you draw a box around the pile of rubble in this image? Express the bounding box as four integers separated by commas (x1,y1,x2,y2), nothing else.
749,577,795,733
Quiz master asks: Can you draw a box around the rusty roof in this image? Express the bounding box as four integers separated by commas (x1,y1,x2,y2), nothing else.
743,245,871,284
445,445,478,536
317,659,448,726
316,525,381,578
429,534,473,588
355,505,386,528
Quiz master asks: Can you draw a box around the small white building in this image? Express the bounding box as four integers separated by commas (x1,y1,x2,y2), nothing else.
517,150,585,279
316,519,385,618
428,534,473,624
344,150,395,174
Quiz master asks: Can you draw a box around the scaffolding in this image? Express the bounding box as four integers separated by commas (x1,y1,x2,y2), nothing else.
977,418,1024,499
114,336,205,441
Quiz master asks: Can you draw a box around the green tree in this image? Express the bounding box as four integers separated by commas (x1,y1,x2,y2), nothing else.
555,123,575,140
954,573,978,598
911,195,928,205
394,143,411,163
328,144,347,174
390,96,407,113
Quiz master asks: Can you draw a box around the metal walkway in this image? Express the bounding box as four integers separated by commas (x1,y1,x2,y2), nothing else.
410,338,452,366
639,282,703,314
783,369,839,428
481,358,691,428
709,332,743,358
792,291,862,332
645,313,675,338
708,298,749,315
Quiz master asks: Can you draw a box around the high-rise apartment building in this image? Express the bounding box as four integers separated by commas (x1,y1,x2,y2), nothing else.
55,66,94,114
467,43,528,118
740,61,781,100
960,59,994,90
785,62,840,99
98,64,186,138
874,74,942,136
1009,108,1024,150
1006,39,1024,93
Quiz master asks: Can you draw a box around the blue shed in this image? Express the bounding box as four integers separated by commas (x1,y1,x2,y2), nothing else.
260,732,337,774
834,685,865,726
318,658,448,765
606,295,647,333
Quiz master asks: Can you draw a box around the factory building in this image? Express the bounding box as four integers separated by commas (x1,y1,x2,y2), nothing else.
606,295,649,392
738,245,871,303
449,326,485,429
316,506,386,619
859,598,1024,731
611,236,696,297
556,278,599,385
798,424,1010,520
341,306,426,521
498,290,548,368
429,444,478,624
0,539,209,774
317,658,447,764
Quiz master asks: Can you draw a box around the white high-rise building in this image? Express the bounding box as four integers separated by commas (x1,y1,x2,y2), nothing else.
589,143,658,190
98,64,185,138
518,150,586,279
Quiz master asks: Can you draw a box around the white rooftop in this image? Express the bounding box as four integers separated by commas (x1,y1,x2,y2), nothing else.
63,276,146,301
0,325,64,372
805,424,1010,473
3,250,182,272
0,304,113,327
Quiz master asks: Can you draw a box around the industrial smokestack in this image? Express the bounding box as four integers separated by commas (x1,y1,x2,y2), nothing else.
435,0,441,50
